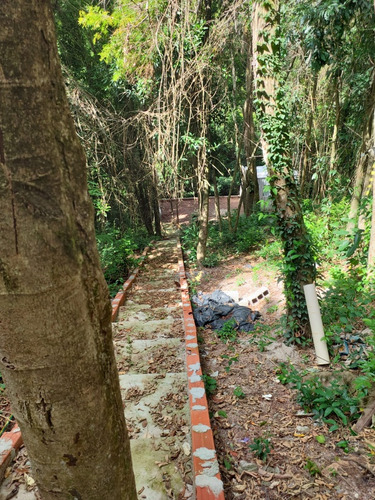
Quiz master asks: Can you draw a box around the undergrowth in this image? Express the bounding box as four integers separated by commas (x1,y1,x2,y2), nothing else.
277,358,375,431
96,225,152,296
180,210,278,266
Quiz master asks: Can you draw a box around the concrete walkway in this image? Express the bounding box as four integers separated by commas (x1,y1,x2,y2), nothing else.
113,237,194,499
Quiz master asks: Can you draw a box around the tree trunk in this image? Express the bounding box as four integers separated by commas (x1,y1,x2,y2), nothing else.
212,171,222,231
136,184,154,235
367,112,375,270
243,24,259,214
368,161,375,269
151,168,162,237
196,181,210,263
300,73,318,198
252,0,316,338
0,2,137,499
327,76,341,200
347,70,375,232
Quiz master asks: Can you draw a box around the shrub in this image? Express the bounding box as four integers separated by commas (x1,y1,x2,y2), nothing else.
96,225,151,296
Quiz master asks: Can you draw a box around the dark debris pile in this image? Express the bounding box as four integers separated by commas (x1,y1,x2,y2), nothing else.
192,290,261,333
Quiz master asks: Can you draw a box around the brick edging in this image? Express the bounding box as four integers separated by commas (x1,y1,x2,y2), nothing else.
0,423,23,483
177,241,225,500
111,244,152,322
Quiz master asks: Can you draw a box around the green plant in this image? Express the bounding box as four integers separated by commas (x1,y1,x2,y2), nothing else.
249,437,272,462
336,440,350,453
236,276,246,287
329,467,338,477
277,363,362,431
202,253,220,268
305,459,321,476
216,319,238,343
221,354,239,373
223,456,233,471
249,325,276,352
267,304,279,314
217,410,227,418
202,374,217,396
233,386,245,399
96,225,151,296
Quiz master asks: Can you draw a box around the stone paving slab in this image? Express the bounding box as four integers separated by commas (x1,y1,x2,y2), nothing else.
120,373,189,439
130,438,193,500
115,338,185,374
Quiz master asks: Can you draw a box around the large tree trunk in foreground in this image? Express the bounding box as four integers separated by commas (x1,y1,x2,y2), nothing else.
0,2,137,499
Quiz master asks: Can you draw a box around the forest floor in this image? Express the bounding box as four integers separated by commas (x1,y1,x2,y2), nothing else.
186,250,375,499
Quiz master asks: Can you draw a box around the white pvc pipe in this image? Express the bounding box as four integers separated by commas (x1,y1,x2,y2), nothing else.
303,284,330,365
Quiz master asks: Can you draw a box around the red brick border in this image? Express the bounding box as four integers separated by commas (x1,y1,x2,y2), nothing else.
177,241,225,500
0,423,23,483
111,244,152,322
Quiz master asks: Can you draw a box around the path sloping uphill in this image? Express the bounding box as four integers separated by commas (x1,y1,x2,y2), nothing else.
113,237,194,499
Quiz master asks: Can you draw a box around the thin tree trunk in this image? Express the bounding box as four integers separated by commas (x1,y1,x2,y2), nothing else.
368,161,375,269
327,76,341,200
196,182,210,263
212,172,222,231
243,24,259,214
347,151,368,232
152,168,162,236
0,2,137,499
300,73,318,197
348,70,375,232
367,112,375,270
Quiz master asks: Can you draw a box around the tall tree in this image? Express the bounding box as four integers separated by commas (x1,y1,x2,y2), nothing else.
0,1,137,498
252,0,316,339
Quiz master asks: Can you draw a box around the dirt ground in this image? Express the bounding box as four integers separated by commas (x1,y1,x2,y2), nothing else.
186,251,375,499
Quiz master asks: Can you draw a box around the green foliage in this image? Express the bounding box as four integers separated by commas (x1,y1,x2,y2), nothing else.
202,374,217,396
305,459,321,477
277,363,362,431
201,253,220,268
221,354,239,373
250,323,277,352
0,372,5,392
180,211,276,265
233,386,245,399
96,225,151,296
336,440,350,454
320,267,375,343
216,320,238,343
249,437,272,462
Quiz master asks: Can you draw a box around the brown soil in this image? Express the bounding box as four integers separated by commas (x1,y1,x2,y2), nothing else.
187,252,375,499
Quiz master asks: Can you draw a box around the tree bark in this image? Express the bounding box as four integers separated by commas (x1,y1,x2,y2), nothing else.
327,75,341,200
243,24,259,214
252,0,316,337
212,171,223,231
299,72,318,198
0,2,137,499
367,111,375,270
196,181,210,264
347,70,375,232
